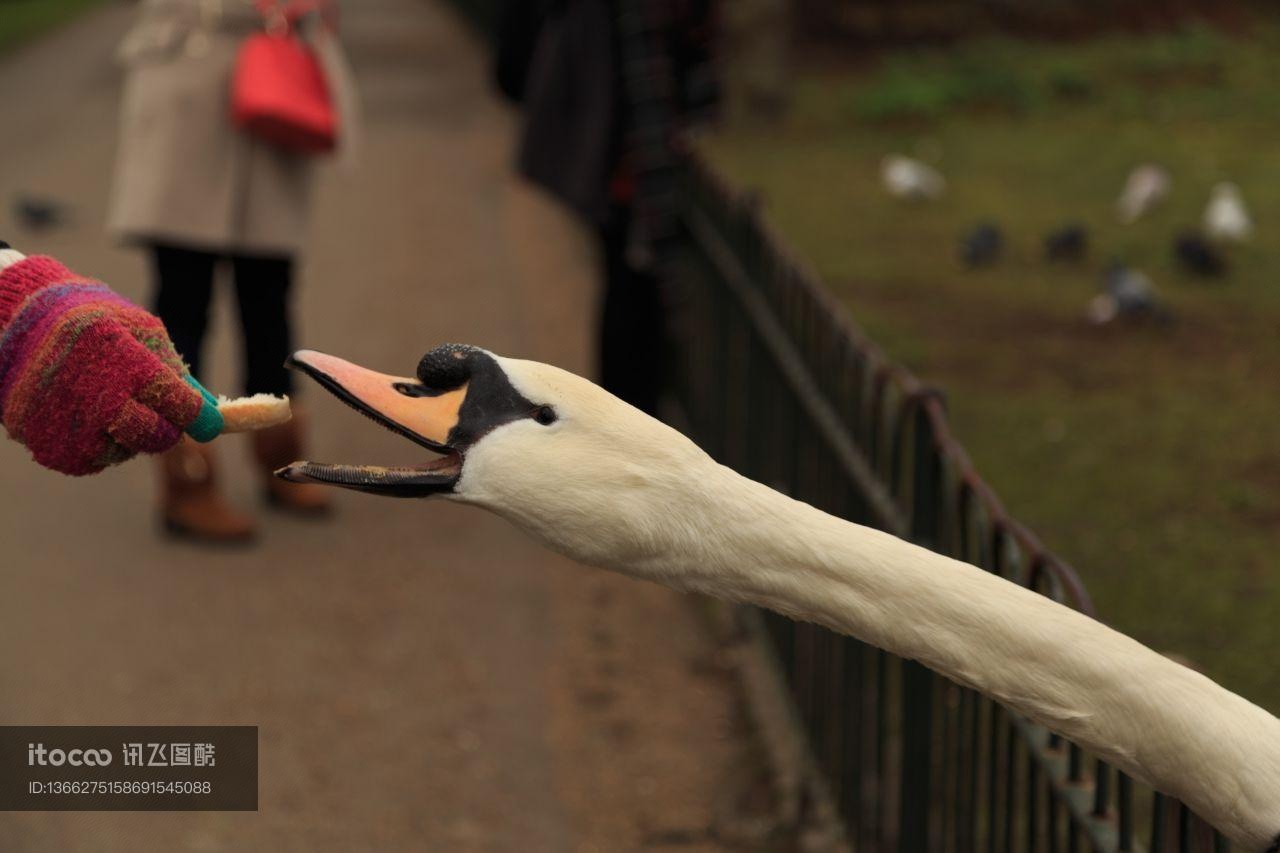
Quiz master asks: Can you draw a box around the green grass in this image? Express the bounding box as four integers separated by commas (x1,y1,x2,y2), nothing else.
708,24,1280,713
0,0,106,58
845,25,1232,122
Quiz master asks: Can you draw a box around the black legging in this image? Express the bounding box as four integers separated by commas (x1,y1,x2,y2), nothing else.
598,212,664,417
150,243,295,397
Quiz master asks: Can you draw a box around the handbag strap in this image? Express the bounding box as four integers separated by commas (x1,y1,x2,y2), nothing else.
253,0,335,35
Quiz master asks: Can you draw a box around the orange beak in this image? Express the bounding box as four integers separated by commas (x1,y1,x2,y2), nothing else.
284,350,467,451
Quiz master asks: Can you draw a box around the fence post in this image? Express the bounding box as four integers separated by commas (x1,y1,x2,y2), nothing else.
899,403,942,850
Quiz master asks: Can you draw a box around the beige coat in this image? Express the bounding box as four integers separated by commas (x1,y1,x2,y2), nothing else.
108,0,357,256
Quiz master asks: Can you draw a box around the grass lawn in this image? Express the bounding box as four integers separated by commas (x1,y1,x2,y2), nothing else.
707,22,1280,713
0,0,106,58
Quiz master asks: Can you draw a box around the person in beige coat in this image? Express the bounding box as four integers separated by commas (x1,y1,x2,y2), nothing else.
109,0,358,543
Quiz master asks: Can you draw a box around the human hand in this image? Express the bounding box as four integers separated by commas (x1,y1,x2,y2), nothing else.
0,254,223,476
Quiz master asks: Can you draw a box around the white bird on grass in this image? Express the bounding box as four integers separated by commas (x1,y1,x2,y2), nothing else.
880,154,945,201
1117,164,1171,224
1204,181,1253,242
280,345,1280,851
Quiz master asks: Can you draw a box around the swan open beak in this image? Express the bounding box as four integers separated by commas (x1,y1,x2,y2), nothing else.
275,350,464,497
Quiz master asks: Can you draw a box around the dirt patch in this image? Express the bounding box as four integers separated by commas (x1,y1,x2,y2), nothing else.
545,568,788,852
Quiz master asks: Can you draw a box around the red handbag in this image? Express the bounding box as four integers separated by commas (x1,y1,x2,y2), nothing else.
231,0,337,155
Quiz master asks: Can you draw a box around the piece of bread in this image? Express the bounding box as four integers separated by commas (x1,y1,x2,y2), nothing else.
217,394,292,433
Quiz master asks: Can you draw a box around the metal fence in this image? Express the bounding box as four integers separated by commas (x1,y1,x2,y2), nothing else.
667,150,1228,853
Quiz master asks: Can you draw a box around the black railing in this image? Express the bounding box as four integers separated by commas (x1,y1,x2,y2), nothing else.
667,150,1227,852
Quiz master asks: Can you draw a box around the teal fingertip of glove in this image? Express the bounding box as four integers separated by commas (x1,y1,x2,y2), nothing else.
183,375,224,443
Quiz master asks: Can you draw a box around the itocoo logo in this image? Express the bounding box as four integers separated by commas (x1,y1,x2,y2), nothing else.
27,744,112,767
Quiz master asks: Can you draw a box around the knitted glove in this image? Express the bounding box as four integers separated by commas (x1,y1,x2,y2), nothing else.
0,254,223,476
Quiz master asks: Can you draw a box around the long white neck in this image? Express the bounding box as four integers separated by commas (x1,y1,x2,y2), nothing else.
649,462,1280,849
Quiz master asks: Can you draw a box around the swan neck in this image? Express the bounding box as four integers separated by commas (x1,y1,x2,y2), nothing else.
675,464,1280,850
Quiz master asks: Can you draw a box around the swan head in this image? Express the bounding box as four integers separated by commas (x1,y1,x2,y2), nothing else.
277,345,717,572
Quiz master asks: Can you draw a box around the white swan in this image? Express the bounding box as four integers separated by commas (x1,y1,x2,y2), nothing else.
279,345,1280,851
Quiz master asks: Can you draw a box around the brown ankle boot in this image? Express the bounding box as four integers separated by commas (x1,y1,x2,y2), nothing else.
159,438,257,543
251,410,332,516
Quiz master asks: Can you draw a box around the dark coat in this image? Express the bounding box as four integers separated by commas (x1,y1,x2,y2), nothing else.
499,0,618,228
497,0,718,266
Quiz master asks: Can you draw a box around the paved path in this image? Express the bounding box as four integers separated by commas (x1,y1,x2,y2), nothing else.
0,3,750,850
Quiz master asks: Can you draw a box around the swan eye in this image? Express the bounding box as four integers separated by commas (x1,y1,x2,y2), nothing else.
533,405,557,426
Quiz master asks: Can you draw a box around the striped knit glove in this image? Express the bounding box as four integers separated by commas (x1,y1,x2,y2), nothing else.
0,253,223,476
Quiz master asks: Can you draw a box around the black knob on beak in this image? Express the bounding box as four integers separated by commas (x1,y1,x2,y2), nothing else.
416,343,478,390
